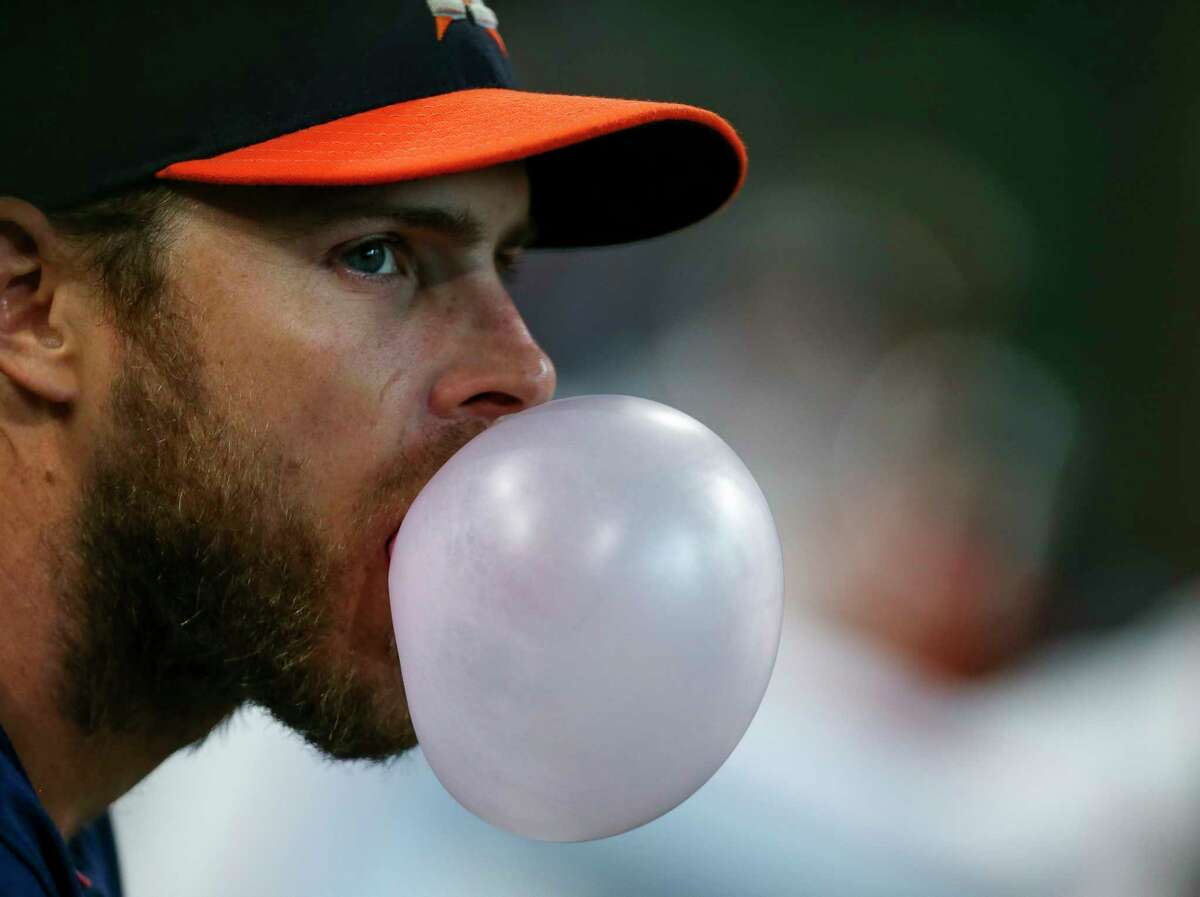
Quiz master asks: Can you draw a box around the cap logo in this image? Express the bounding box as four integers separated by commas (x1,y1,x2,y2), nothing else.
428,0,507,55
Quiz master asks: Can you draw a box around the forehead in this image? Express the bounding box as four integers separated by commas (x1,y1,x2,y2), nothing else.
170,161,531,239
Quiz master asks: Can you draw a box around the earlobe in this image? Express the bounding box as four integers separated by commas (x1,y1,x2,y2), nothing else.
0,200,80,406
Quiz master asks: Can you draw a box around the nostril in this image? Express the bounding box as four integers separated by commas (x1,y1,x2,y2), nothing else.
465,391,522,408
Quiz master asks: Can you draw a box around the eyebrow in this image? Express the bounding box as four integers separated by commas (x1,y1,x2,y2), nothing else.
315,202,537,249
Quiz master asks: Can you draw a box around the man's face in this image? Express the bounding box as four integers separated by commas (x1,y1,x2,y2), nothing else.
58,162,555,760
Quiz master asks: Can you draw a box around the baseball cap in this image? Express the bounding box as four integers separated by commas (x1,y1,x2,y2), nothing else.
4,1,745,248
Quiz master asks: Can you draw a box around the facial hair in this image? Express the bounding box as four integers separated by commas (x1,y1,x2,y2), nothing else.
52,323,482,761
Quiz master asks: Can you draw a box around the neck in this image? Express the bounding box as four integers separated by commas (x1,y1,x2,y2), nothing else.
0,695,216,839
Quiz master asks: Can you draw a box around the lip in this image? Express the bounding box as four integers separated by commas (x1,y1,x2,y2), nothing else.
383,506,409,565
376,518,405,628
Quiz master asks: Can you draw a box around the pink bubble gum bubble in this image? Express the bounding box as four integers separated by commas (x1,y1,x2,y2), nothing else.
389,395,784,841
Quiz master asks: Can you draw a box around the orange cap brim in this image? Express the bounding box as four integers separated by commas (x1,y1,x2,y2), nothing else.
156,88,746,247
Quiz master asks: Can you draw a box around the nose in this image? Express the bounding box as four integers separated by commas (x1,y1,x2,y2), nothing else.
427,284,557,422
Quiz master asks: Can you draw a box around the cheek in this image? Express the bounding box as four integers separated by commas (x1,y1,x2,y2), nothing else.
224,330,427,475
180,234,452,499
227,335,458,538
260,299,462,453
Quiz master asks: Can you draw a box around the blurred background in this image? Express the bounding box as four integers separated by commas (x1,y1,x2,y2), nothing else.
113,2,1200,894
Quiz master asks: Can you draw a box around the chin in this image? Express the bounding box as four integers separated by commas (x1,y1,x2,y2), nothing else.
272,640,417,762
260,577,416,761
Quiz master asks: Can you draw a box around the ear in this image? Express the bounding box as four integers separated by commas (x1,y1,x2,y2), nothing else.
0,198,80,405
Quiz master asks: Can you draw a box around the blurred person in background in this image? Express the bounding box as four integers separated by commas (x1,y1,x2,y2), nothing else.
827,332,1077,680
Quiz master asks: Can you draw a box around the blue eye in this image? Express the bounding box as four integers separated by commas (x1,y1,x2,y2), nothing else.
341,239,405,276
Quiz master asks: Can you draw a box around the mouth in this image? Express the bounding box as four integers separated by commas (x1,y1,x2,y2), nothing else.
357,513,408,661
383,517,404,565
